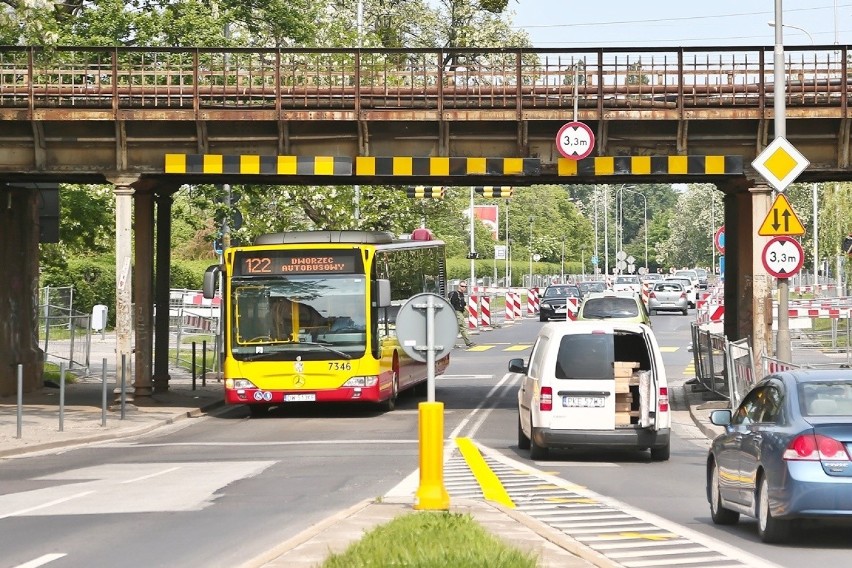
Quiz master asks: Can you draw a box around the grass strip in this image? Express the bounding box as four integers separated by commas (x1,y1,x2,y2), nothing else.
322,510,538,568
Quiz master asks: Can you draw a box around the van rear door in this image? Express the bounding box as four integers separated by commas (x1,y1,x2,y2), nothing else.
548,330,616,430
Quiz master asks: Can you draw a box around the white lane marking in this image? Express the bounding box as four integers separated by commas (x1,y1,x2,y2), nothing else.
439,375,494,380
1,462,276,517
121,466,181,484
12,554,67,568
0,492,94,520
104,440,418,448
448,373,518,439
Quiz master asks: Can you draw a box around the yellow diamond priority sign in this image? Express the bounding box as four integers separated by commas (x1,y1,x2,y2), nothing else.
752,137,809,192
758,193,806,236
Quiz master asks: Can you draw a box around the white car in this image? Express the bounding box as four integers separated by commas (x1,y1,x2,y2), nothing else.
664,276,697,308
612,275,642,296
512,321,671,461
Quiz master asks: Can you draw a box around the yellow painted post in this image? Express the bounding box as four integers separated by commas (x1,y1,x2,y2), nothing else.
414,401,450,510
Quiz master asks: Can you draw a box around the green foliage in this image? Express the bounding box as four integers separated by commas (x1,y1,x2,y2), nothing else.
322,511,537,568
40,256,116,324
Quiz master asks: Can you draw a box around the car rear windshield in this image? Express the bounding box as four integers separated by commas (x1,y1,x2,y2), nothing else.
654,283,682,292
581,297,640,318
799,381,852,416
555,334,614,380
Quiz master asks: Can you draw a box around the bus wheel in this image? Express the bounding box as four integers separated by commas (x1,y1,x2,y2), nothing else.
382,371,399,412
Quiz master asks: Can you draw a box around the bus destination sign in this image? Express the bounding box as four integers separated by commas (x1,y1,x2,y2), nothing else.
236,250,358,276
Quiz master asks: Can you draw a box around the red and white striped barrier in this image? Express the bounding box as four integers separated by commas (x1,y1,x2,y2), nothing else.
566,297,579,321
792,285,837,294
710,305,725,322
468,295,479,330
527,288,540,316
504,292,517,324
479,296,492,328
186,293,221,307
641,283,651,306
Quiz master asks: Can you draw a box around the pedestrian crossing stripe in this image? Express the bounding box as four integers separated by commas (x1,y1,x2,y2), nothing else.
659,346,679,352
504,344,532,351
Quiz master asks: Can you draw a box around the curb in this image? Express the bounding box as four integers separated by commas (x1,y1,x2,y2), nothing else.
0,399,225,459
238,498,374,568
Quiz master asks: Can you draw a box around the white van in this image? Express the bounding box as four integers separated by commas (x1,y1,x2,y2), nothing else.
512,321,671,460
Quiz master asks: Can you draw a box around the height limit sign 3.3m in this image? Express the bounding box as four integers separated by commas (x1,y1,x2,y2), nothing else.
556,121,595,160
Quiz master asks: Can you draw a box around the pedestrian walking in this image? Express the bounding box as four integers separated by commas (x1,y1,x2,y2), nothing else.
449,281,475,348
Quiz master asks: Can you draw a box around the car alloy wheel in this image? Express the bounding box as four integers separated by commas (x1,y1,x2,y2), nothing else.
756,475,790,543
709,461,739,525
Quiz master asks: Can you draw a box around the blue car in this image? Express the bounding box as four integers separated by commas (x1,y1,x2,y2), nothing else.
706,370,852,543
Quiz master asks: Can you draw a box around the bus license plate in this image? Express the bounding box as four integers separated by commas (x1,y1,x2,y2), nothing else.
284,393,316,402
564,396,604,408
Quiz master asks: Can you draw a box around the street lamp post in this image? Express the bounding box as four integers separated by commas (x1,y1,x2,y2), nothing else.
560,236,565,283
621,187,648,271
528,215,534,288
505,199,510,287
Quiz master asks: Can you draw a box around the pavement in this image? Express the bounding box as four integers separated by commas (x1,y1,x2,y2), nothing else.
1,334,728,568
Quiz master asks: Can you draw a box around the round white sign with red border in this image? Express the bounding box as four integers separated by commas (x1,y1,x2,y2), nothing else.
556,121,595,160
714,226,725,254
761,236,804,279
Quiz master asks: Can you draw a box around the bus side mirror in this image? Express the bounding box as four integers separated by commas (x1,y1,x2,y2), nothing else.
202,265,220,299
375,279,391,308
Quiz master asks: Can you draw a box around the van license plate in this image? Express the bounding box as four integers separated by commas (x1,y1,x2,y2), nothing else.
284,393,316,402
564,396,605,408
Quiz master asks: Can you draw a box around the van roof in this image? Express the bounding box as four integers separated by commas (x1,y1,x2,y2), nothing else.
540,320,652,336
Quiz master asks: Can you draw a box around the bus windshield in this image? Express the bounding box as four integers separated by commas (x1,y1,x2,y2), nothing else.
230,275,367,361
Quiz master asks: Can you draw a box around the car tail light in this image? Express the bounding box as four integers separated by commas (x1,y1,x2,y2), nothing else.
783,433,852,461
649,292,656,299
540,386,553,411
658,387,669,412
680,292,687,299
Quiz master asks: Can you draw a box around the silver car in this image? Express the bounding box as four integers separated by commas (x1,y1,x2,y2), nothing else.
648,282,689,315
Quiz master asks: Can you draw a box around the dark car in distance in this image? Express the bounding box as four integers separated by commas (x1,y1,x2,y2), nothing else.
707,370,852,543
577,281,606,296
538,284,582,322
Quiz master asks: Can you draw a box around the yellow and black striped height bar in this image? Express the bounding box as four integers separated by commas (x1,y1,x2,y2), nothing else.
164,154,352,176
405,186,446,199
474,186,513,198
357,157,540,176
557,156,743,176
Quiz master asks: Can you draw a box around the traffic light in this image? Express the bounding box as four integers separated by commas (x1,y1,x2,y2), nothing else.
474,186,513,198
405,186,445,199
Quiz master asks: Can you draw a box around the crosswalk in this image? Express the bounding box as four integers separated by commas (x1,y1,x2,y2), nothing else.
440,442,778,568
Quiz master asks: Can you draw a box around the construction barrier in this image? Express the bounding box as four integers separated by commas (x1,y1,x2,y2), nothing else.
566,297,579,321
504,292,516,325
468,295,479,331
479,296,492,328
527,288,539,316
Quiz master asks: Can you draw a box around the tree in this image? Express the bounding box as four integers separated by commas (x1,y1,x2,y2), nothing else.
656,184,723,270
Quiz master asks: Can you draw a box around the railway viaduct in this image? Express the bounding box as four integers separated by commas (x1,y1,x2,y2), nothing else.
1,44,850,396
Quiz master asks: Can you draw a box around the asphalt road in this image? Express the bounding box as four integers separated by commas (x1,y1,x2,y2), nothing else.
2,310,850,567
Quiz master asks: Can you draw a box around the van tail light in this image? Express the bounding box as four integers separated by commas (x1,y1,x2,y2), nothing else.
658,387,669,412
783,433,851,461
540,386,553,412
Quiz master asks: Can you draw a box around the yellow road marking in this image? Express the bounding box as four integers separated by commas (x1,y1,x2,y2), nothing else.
504,344,532,351
454,438,515,509
613,532,677,541
546,497,598,504
659,346,679,352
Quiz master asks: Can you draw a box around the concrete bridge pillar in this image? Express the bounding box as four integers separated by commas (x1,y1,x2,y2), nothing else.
110,180,136,399
133,189,154,398
153,190,173,393
720,179,773,362
749,185,774,360
0,185,42,397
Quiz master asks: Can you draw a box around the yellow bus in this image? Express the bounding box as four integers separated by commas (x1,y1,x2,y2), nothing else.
203,230,450,416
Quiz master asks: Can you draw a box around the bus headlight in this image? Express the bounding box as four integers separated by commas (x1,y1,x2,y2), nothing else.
342,376,379,388
225,378,257,390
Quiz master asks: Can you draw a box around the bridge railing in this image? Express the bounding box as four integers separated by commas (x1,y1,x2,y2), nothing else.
0,45,848,114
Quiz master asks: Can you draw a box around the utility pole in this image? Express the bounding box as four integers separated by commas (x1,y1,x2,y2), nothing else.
774,0,792,362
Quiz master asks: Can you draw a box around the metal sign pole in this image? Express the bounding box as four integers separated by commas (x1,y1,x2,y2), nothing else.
774,0,792,362
426,294,436,402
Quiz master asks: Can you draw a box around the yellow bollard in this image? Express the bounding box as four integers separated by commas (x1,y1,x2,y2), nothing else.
414,401,450,510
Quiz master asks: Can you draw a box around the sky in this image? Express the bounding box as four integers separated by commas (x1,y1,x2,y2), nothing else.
508,1,850,47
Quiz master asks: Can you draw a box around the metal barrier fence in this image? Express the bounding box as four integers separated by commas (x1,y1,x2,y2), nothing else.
39,286,92,375
690,323,758,408
40,287,221,378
